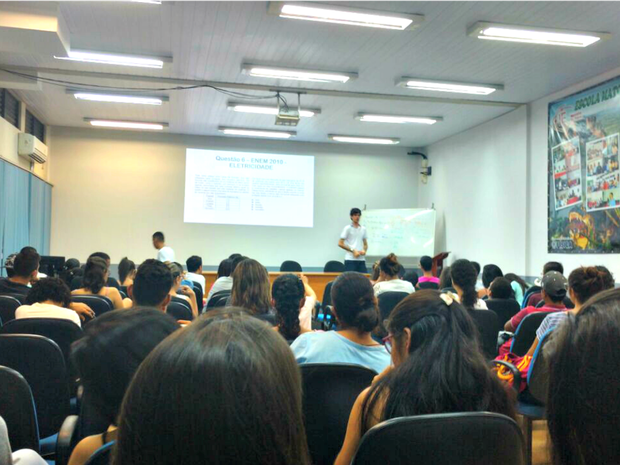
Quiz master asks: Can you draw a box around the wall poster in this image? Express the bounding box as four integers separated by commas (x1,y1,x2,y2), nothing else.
549,75,620,253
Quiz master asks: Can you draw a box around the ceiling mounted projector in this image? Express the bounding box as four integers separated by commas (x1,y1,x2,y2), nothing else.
275,93,301,126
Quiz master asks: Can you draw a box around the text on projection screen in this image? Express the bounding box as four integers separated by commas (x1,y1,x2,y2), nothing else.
184,149,315,227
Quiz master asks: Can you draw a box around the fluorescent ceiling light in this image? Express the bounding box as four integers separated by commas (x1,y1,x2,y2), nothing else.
242,64,356,83
131,0,162,3
268,2,424,31
227,103,319,118
219,127,295,139
71,91,166,105
397,77,502,95
85,118,167,130
55,50,170,69
468,22,610,47
357,113,441,125
329,134,400,145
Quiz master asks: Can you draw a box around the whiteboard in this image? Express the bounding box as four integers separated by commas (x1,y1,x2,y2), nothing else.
362,209,435,258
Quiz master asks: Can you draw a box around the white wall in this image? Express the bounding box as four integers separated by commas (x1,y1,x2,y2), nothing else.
49,127,420,268
418,106,528,274
527,64,620,279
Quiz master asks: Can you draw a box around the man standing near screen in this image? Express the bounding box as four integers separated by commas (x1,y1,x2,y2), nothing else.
338,208,368,273
152,231,175,263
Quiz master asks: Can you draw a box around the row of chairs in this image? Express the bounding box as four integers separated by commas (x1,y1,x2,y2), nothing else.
281,260,346,273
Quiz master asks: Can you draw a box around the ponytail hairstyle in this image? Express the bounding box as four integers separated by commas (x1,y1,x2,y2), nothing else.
83,257,108,294
379,253,401,278
272,274,305,341
450,259,478,309
568,266,614,305
361,290,515,432
118,257,136,284
331,272,379,332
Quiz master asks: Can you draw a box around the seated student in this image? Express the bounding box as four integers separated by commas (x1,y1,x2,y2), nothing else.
438,265,456,293
118,257,136,287
272,274,313,342
16,277,82,327
0,249,39,295
2,253,17,278
70,253,120,290
291,272,390,373
489,277,514,300
416,255,439,290
402,270,418,289
205,257,241,306
546,287,620,465
166,262,198,318
373,254,415,296
184,255,206,292
68,308,179,465
369,260,381,285
526,261,564,308
335,291,515,465
230,259,275,324
72,257,130,310
59,258,81,288
525,266,613,356
113,310,311,465
503,271,567,333
130,259,173,312
504,273,529,306
478,264,504,298
450,259,488,309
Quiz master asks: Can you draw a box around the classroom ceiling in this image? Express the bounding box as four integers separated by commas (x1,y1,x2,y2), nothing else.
2,1,620,148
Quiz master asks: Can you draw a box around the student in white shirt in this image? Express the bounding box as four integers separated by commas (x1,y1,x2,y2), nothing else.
16,277,82,327
185,255,206,292
450,259,488,310
152,231,175,263
338,208,368,273
373,253,415,297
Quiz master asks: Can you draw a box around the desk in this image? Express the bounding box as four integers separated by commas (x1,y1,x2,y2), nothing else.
202,271,345,302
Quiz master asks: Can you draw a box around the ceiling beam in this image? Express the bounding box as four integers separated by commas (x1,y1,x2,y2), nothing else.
1,65,522,109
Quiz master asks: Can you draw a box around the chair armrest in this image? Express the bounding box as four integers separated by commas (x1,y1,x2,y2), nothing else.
490,360,521,393
56,415,79,465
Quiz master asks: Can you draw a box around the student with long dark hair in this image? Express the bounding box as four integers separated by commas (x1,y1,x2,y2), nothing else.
205,258,235,306
72,257,129,309
546,287,620,465
272,273,306,341
113,310,311,465
450,259,488,309
230,259,274,323
69,308,179,465
335,291,515,465
373,253,414,296
438,265,455,292
118,257,136,287
291,272,390,373
479,264,504,298
504,273,528,305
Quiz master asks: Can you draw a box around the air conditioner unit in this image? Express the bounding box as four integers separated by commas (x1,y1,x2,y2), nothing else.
18,133,48,164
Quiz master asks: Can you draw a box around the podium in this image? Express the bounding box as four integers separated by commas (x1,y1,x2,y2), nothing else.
432,252,450,277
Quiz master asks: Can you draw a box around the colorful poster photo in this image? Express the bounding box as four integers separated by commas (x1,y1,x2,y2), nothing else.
552,138,582,211
585,133,620,211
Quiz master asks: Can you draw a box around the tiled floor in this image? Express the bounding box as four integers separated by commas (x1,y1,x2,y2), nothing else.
530,419,551,465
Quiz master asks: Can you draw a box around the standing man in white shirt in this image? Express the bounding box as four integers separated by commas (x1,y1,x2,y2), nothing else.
338,208,368,273
152,231,175,263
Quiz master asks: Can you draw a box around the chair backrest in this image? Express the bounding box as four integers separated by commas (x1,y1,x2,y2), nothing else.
417,281,439,290
280,260,302,272
0,334,70,438
300,363,376,465
0,295,21,324
522,286,541,309
536,297,573,309
321,281,335,310
167,301,193,321
1,318,83,367
0,365,39,451
119,285,129,296
486,298,521,327
351,412,525,465
84,441,115,465
191,282,204,313
469,309,501,359
118,290,127,299
207,290,231,309
511,311,555,356
171,295,192,311
323,261,345,273
527,328,555,404
71,295,114,317
375,292,410,338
